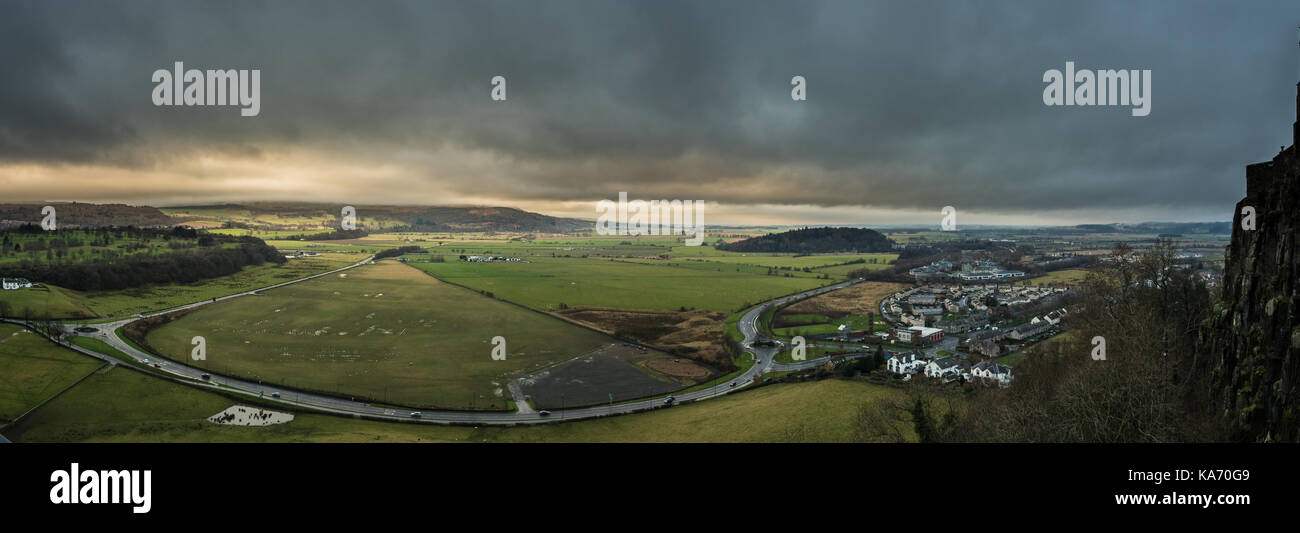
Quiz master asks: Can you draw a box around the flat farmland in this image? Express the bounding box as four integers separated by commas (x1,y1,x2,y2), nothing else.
0,324,103,421
1017,268,1090,286
815,260,896,278
143,260,610,410
672,252,898,270
411,256,826,312
263,240,387,253
1,253,362,319
0,284,93,319
772,280,907,338
433,238,675,258
618,258,825,279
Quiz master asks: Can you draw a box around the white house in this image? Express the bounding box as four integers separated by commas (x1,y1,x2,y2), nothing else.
970,361,1013,386
1043,308,1066,326
924,357,962,379
1,278,32,290
887,353,924,375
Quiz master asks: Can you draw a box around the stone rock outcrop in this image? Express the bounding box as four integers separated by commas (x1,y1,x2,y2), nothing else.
1203,83,1300,442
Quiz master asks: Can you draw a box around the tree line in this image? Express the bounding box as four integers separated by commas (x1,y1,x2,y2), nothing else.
717,227,895,254
0,230,285,291
373,246,424,260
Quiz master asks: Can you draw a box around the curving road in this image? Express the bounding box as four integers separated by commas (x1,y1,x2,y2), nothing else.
6,264,872,426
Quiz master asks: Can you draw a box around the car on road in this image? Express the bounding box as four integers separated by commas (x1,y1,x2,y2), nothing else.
663,396,675,405
152,363,161,368
271,392,281,398
729,382,737,388
538,410,552,416
200,373,210,380
410,412,422,418
141,358,149,364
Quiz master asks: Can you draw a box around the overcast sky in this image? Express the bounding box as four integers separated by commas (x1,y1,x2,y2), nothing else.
2,0,1298,226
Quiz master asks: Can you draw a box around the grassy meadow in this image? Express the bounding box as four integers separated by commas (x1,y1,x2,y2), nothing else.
411,256,828,312
144,260,611,410
0,252,362,319
0,324,104,421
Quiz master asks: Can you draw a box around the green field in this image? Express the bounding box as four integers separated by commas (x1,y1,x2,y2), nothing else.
411,256,826,312
671,252,896,270
143,260,611,410
814,261,896,278
771,312,886,339
0,253,360,319
208,228,332,239
264,240,393,253
773,346,865,364
0,284,91,319
0,324,103,421
616,257,828,279
7,364,911,443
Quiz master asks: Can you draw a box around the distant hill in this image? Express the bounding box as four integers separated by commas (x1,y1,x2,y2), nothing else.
162,202,588,233
717,227,895,253
0,202,174,228
1067,222,1231,235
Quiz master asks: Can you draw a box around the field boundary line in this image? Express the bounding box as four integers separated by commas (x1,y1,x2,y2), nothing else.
6,360,110,427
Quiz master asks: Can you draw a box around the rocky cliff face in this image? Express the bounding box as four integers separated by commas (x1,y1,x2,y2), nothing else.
1203,84,1300,442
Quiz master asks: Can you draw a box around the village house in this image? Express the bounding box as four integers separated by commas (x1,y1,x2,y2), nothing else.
924,357,963,379
970,361,1014,387
973,339,1001,358
899,314,927,327
2,278,33,290
887,352,924,375
908,293,937,305
967,327,1013,344
1009,320,1052,341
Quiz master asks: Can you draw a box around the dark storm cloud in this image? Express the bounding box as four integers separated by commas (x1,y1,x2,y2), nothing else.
1,0,1297,217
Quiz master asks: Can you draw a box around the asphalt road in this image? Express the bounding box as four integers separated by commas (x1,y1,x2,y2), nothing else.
6,264,872,426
